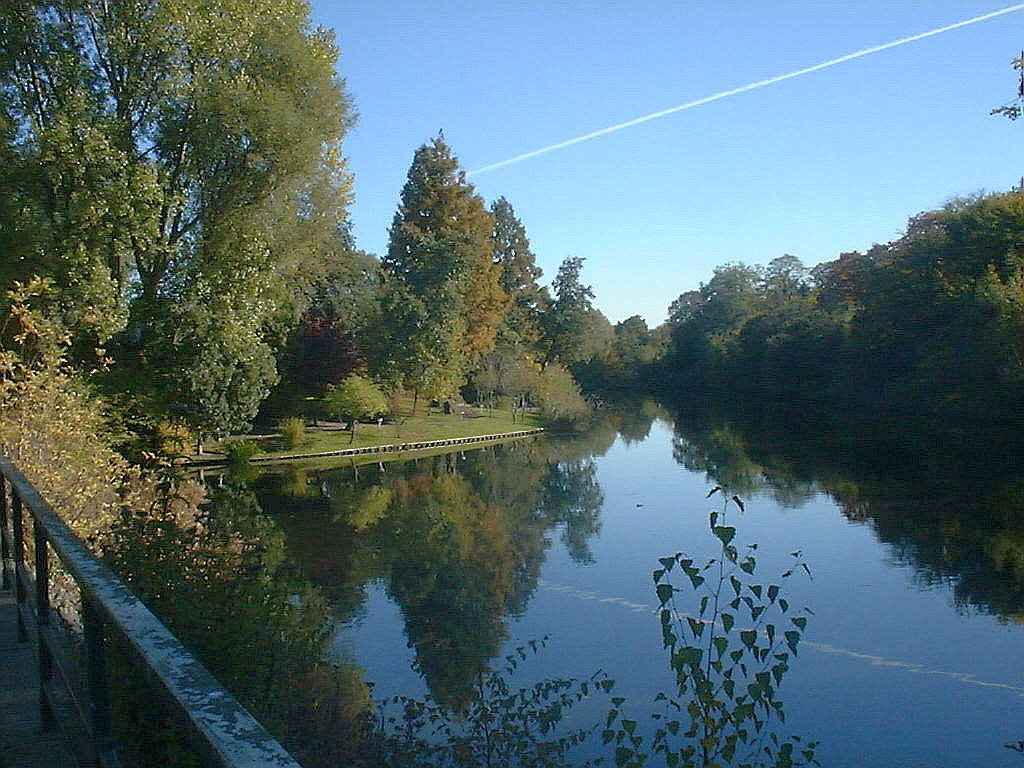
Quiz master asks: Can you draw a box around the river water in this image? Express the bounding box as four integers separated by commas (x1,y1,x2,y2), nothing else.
249,401,1024,767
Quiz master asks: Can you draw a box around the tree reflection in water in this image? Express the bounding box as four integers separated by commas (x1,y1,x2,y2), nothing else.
258,429,621,711
668,397,1024,623
102,399,1024,765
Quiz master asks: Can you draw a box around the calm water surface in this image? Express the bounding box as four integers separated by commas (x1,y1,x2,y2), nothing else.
253,402,1024,767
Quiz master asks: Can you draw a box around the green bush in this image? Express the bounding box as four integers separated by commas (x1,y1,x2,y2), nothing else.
536,364,590,428
224,439,261,465
279,417,306,449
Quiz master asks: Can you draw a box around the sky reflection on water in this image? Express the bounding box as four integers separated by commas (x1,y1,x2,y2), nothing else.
258,402,1024,767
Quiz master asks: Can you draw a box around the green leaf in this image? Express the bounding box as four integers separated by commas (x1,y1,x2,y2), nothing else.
714,635,728,657
768,584,780,602
722,613,735,633
677,645,704,667
713,525,736,545
707,486,721,498
656,583,675,605
791,616,808,631
740,629,757,649
732,495,745,512
785,630,801,653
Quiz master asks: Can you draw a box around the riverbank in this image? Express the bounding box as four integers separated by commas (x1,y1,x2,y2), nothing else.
192,405,544,466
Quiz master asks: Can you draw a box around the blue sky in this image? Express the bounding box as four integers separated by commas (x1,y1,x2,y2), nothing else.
310,1,1023,325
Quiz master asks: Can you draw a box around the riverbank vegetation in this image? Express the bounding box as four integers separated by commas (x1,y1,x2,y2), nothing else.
10,0,1020,464
0,1,599,479
641,190,1024,423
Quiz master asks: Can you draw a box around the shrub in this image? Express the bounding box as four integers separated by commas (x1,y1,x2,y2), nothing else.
224,439,261,465
536,364,590,428
279,417,306,449
153,418,193,457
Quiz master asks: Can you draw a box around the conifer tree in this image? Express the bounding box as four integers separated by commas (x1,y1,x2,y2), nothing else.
490,197,548,350
378,136,505,410
542,257,596,367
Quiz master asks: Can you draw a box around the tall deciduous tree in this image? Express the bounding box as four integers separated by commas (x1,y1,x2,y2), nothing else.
378,136,505,409
1,0,355,431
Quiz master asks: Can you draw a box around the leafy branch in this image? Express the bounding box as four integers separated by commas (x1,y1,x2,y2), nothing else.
377,637,613,768
608,489,819,768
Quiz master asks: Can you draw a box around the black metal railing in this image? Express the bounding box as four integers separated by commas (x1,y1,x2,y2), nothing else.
0,456,302,768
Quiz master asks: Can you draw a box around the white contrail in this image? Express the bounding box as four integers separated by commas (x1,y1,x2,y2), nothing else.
468,4,1024,176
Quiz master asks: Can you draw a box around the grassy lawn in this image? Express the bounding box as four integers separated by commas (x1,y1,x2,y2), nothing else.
212,403,542,461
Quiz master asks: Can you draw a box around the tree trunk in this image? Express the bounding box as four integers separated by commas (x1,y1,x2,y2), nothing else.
349,418,357,444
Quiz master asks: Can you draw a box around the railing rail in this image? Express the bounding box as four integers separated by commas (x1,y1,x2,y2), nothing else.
0,455,302,768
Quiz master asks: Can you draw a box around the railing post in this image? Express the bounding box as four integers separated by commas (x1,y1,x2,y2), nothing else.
83,592,116,765
1,475,9,590
12,490,27,642
34,518,55,729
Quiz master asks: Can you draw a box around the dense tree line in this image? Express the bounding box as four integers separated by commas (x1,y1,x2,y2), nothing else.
1,3,607,458
652,191,1024,422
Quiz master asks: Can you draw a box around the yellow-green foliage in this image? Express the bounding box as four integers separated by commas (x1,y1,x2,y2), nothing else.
154,418,195,458
536,363,590,427
0,280,143,538
279,417,307,449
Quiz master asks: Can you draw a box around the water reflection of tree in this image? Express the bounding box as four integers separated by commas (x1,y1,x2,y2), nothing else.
669,398,1024,621
543,459,604,565
257,429,622,711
